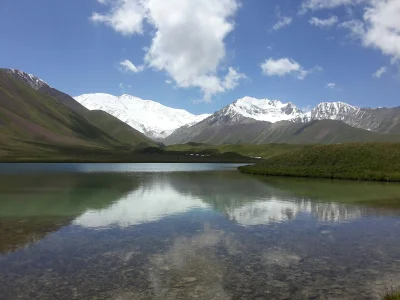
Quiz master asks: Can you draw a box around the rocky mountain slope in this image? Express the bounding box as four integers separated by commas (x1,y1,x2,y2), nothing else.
74,93,211,140
164,97,400,145
163,118,400,145
306,102,400,134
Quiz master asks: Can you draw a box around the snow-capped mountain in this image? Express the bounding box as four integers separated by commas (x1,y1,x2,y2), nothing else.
303,101,400,132
308,102,360,121
74,93,211,139
212,96,304,125
4,69,48,90
194,98,400,133
164,97,400,145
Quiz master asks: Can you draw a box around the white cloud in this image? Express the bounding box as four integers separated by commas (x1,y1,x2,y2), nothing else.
222,67,247,90
325,82,336,88
299,0,365,14
91,0,147,35
120,59,144,73
261,58,322,80
271,16,292,31
339,19,366,37
338,0,400,62
165,80,172,84
372,66,387,78
91,0,244,102
271,8,292,31
309,16,339,27
298,65,323,80
261,58,301,76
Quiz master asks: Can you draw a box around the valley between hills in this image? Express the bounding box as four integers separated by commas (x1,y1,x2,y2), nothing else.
1,68,400,181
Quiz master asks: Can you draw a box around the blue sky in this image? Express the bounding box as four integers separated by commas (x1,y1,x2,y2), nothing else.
1,0,399,114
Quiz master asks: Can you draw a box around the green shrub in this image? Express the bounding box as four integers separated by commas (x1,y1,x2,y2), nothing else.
239,143,400,182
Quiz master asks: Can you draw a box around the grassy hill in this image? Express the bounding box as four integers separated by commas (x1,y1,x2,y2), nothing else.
0,70,118,148
0,69,159,160
85,110,157,147
239,143,400,182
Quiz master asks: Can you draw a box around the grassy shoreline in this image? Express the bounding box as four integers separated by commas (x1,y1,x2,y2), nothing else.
238,143,400,182
0,152,258,164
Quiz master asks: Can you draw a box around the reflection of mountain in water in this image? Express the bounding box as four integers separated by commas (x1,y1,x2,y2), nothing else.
74,179,209,228
73,172,386,229
0,173,140,254
166,172,369,225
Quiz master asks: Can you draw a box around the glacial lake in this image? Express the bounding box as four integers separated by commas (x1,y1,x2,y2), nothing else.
1,163,400,299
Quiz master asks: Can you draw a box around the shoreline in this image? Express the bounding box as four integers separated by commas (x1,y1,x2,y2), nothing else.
238,166,400,182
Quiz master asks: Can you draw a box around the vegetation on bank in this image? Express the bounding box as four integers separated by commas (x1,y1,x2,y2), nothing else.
239,143,400,182
165,143,312,159
383,288,400,300
0,140,259,163
384,293,400,300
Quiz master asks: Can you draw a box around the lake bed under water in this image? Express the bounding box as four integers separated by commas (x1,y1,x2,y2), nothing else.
1,163,400,299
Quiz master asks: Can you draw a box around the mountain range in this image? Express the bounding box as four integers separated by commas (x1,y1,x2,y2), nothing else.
75,93,211,140
1,68,400,159
163,97,400,145
73,92,400,145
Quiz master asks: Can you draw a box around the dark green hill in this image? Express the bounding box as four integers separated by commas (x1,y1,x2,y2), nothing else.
85,110,156,147
0,69,157,159
0,70,119,148
239,143,400,182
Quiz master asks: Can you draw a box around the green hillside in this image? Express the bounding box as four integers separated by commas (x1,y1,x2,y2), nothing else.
85,110,157,147
0,70,118,148
239,143,400,182
0,69,159,160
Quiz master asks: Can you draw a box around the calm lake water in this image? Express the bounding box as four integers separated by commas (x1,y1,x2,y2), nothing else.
1,163,400,300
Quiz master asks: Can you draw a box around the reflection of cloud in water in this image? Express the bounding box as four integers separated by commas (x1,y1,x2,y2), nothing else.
226,199,306,226
74,173,365,229
74,182,209,228
148,223,230,300
226,199,363,226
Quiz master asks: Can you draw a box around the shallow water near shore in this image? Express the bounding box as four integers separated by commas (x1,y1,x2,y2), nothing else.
1,163,400,299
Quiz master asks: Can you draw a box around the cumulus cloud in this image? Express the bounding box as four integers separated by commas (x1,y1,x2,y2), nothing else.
372,66,387,78
299,0,365,14
335,0,400,62
120,59,144,73
309,16,339,27
261,58,301,76
261,58,322,80
91,0,146,35
222,67,247,90
325,82,336,88
91,0,245,101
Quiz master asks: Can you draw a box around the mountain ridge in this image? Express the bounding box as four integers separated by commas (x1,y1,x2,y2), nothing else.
74,93,211,140
3,68,400,147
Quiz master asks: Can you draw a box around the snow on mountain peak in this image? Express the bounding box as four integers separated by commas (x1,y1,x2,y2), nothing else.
74,93,211,139
225,96,304,123
5,69,48,90
310,101,360,121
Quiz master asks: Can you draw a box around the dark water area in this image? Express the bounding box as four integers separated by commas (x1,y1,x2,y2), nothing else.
1,163,400,299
